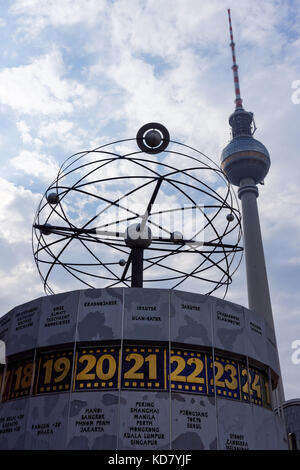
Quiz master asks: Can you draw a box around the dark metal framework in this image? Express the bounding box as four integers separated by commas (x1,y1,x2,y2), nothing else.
32,128,243,296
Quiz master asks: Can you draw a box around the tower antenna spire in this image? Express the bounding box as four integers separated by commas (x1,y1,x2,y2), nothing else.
227,8,243,109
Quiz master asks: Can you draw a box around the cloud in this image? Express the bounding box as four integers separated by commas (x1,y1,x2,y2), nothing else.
0,177,41,243
0,246,43,313
0,177,45,311
0,48,98,115
10,150,59,182
10,0,107,35
16,120,33,144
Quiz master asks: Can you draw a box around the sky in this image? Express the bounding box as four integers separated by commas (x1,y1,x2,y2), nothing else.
0,0,299,401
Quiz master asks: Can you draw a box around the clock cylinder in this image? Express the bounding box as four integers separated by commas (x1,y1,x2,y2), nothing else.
0,287,287,450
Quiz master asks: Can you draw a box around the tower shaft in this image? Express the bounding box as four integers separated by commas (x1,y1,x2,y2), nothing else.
238,178,274,330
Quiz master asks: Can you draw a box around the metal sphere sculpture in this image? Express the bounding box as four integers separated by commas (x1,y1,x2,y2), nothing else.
32,123,243,296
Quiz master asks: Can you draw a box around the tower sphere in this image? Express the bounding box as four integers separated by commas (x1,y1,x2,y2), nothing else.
221,135,270,186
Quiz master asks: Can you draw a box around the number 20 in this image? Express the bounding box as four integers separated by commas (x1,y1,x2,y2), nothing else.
76,354,117,381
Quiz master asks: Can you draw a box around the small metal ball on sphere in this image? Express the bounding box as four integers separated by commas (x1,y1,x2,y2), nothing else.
47,193,60,205
227,213,234,222
144,130,162,148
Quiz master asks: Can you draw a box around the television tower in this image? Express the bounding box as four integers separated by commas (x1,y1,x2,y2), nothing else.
221,9,274,330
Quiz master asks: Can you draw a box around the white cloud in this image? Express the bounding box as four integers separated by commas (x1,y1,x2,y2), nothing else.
10,0,107,35
10,149,59,181
0,48,98,115
0,176,45,310
16,120,33,144
0,177,40,243
36,119,87,150
0,259,42,303
38,119,73,139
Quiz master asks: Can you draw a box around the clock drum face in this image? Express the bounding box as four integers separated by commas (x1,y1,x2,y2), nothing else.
0,288,285,450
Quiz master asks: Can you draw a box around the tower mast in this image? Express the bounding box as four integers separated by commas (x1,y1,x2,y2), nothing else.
227,8,243,109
